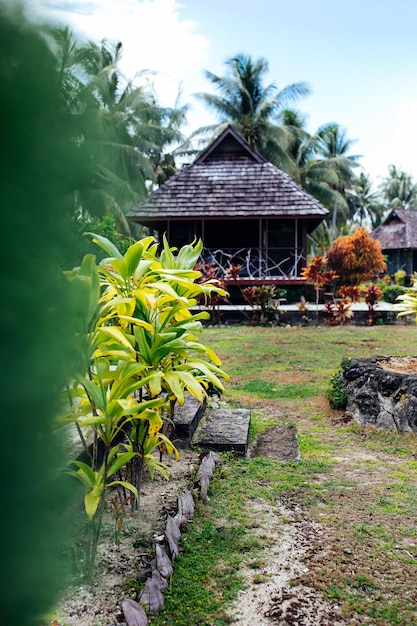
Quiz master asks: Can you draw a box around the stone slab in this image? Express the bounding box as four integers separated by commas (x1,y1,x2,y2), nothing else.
251,424,300,462
172,395,206,447
191,408,251,454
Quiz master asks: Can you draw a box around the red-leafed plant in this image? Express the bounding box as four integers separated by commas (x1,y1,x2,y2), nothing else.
324,299,354,326
326,227,386,285
337,285,361,302
363,284,383,325
301,256,338,322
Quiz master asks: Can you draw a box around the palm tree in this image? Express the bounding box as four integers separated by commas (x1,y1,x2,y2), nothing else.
314,123,361,239
347,172,385,228
315,123,360,163
379,165,417,209
49,29,186,233
280,112,352,227
193,54,311,170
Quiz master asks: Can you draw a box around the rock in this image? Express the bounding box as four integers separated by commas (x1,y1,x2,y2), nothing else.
342,356,417,432
122,598,148,626
139,577,164,614
192,408,251,454
197,451,222,500
164,515,181,560
155,543,173,579
172,395,206,446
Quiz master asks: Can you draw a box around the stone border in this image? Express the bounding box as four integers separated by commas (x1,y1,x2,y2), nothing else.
121,451,222,626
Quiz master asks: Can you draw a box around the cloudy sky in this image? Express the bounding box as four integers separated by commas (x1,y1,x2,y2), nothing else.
26,0,417,184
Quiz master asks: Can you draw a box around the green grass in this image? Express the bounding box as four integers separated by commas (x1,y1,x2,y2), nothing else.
238,379,318,399
151,326,417,625
150,455,331,625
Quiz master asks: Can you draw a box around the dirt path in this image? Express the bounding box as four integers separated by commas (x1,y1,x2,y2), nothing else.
58,419,416,625
226,499,347,626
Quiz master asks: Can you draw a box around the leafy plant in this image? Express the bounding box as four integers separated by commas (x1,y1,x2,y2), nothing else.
62,234,230,577
324,299,354,326
363,284,383,326
326,226,387,285
241,285,282,326
301,256,338,322
394,269,407,286
382,284,406,303
395,277,417,323
337,285,361,302
326,357,351,409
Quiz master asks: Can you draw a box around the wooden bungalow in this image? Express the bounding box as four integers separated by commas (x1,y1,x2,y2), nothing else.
372,208,417,275
128,125,328,288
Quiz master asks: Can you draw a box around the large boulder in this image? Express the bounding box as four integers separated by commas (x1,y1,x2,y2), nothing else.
342,356,417,433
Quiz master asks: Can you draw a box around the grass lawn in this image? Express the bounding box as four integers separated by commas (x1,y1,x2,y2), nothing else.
151,326,417,625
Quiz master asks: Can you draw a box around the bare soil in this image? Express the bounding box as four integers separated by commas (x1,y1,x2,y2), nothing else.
379,355,417,374
58,448,200,626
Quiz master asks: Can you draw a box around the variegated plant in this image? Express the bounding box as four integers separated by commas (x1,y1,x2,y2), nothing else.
62,234,229,576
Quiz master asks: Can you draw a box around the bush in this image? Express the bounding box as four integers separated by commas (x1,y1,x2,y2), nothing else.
394,269,406,286
326,357,351,410
382,284,406,303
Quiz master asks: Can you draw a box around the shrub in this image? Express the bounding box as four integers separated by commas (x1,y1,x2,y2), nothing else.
382,284,406,303
327,357,351,409
394,269,406,286
241,285,282,326
326,227,386,285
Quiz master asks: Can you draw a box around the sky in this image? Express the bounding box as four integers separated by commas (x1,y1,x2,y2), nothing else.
26,0,417,185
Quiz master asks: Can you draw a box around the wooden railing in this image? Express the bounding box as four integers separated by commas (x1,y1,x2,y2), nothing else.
202,247,306,279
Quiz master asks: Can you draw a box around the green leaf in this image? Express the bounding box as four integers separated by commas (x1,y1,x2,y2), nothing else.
99,326,136,355
133,259,154,282
78,414,107,427
107,451,136,477
148,281,189,302
85,232,124,260
149,372,163,397
109,257,128,280
143,454,170,480
163,371,185,404
124,237,154,277
85,490,101,521
76,377,105,412
177,238,203,269
175,371,205,403
134,325,152,364
107,480,139,502
160,234,176,269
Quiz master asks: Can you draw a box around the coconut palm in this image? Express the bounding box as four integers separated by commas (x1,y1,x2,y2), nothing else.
314,123,361,239
280,111,352,225
48,29,186,233
193,54,311,170
347,171,385,228
379,165,417,209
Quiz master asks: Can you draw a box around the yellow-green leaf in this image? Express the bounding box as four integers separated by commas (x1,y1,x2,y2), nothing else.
99,326,136,355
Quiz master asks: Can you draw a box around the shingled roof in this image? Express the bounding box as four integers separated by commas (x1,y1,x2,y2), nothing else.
128,125,328,221
373,208,417,249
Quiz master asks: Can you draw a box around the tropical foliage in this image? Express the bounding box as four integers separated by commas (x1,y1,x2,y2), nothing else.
1,5,86,624
379,165,417,210
326,227,387,285
395,274,417,323
62,234,229,577
193,54,311,172
301,256,338,308
193,54,417,239
46,25,186,236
